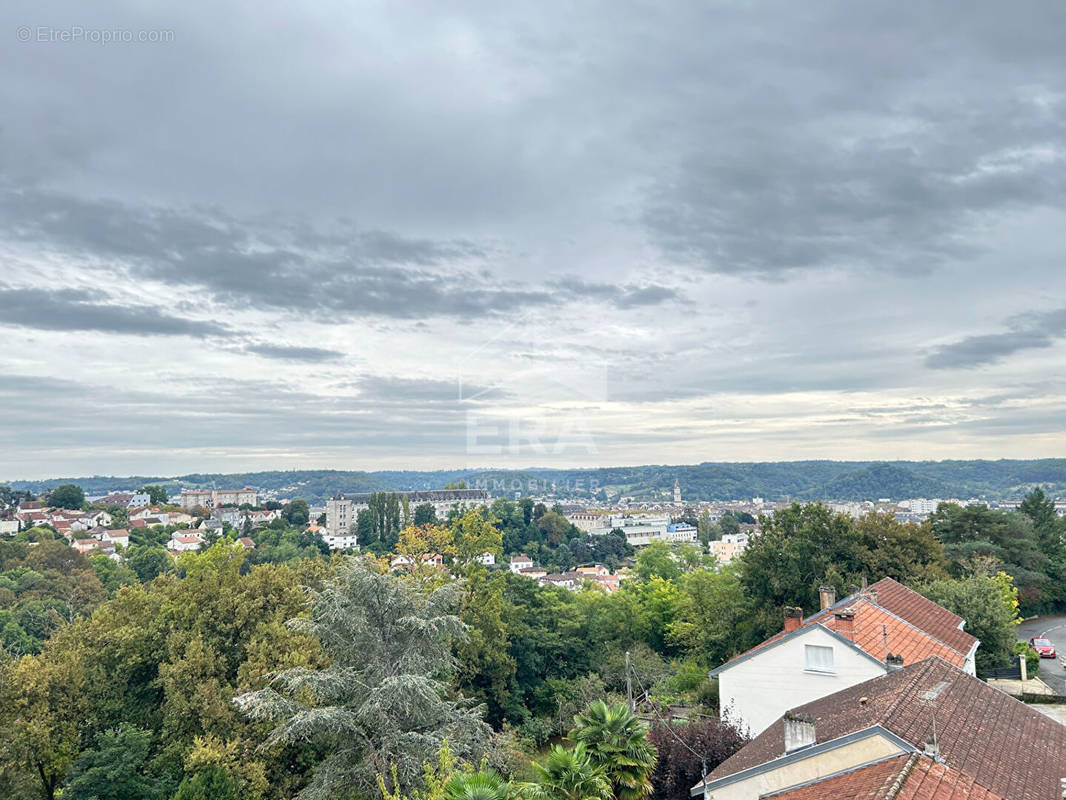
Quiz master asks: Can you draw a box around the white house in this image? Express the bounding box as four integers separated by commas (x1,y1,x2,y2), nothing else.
0,520,19,536
323,532,359,551
93,528,130,548
168,534,203,552
510,554,534,573
711,579,978,737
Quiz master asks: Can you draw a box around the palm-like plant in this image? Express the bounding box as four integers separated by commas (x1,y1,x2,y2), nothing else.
522,743,612,800
444,771,511,800
568,702,658,800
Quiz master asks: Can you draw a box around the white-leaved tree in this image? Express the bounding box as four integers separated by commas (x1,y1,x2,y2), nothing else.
234,558,493,799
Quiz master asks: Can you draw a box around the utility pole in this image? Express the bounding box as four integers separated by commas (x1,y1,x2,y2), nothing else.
625,650,635,712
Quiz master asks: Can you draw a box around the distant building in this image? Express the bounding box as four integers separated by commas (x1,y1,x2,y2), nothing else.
673,479,681,503
710,532,750,564
91,492,151,508
323,532,359,551
324,489,489,538
178,488,258,510
565,511,603,531
510,554,534,572
587,514,697,546
168,534,203,552
903,498,941,515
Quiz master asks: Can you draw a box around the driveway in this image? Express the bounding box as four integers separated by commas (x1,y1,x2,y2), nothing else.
1017,615,1066,695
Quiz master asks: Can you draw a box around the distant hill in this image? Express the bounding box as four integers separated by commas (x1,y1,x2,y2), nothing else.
5,459,1066,503
816,463,959,500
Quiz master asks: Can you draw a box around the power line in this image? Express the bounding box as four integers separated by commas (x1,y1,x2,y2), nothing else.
626,665,712,785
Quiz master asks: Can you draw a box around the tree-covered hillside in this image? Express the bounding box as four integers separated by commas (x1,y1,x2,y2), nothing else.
6,459,1066,502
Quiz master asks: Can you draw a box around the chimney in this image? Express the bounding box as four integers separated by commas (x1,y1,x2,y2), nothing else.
924,734,940,760
869,588,879,605
784,712,816,752
886,653,904,672
818,585,837,611
784,606,804,633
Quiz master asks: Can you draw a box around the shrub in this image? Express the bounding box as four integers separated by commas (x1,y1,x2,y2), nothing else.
648,716,747,800
1013,641,1040,677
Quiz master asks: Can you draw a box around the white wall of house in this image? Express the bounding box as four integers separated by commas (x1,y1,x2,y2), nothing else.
702,731,905,800
718,626,887,737
324,533,359,551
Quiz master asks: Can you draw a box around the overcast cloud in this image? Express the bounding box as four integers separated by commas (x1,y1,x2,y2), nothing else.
2,0,1065,478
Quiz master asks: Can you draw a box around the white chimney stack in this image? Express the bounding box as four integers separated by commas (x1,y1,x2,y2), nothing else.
784,712,816,752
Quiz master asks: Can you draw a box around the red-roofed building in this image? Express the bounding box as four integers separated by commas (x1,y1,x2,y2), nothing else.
710,579,978,735
693,658,1065,800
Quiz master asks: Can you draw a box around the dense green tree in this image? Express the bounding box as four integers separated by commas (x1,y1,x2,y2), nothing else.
357,508,379,548
281,499,310,526
738,504,863,634
915,573,1020,675
634,541,681,582
1020,488,1066,610
718,513,740,538
668,567,755,666
854,513,949,584
235,560,493,799
696,511,718,544
172,764,241,800
48,485,85,510
414,503,438,526
537,512,572,546
89,554,139,594
64,724,165,800
126,545,172,583
140,485,169,505
930,504,1048,610
568,702,656,800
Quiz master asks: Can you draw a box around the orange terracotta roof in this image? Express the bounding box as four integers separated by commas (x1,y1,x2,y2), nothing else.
867,578,976,656
817,598,967,668
717,579,976,673
703,658,1066,800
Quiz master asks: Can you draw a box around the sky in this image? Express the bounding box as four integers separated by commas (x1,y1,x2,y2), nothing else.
2,1,1066,479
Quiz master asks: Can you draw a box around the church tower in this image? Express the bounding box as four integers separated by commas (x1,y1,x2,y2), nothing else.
673,478,681,504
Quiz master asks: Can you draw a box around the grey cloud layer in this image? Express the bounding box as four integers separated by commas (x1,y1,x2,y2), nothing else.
0,186,681,321
2,0,1066,472
926,309,1066,368
0,286,229,337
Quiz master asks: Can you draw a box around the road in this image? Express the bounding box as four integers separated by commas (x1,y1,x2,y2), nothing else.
1017,615,1066,695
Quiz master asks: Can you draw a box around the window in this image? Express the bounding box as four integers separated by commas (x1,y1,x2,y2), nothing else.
804,644,835,674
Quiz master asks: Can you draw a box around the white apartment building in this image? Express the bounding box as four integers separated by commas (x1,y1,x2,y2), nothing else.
903,498,941,515
586,514,696,546
323,489,490,537
323,532,359,551
710,532,750,564
178,487,258,510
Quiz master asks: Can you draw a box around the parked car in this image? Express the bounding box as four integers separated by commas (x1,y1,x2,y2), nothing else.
1029,637,1057,658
